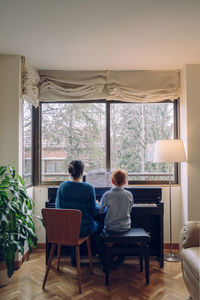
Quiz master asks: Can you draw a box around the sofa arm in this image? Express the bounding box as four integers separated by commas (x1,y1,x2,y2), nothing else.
180,221,200,251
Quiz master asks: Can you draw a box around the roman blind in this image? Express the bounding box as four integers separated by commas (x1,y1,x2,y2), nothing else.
22,57,40,107
38,70,179,103
38,70,107,102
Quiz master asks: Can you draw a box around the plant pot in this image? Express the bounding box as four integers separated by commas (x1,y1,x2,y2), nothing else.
0,262,9,287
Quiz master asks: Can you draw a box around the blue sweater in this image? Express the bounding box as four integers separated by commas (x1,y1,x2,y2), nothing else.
55,181,99,237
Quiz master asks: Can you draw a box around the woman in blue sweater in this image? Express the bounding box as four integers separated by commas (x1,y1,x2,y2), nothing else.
56,160,101,265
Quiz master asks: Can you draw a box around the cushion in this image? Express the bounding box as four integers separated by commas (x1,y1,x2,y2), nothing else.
181,247,200,280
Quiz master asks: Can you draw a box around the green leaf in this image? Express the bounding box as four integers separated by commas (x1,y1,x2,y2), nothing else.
18,175,24,186
0,214,8,223
0,166,7,177
0,191,8,198
9,166,15,179
35,215,45,227
3,245,16,277
0,165,37,277
18,187,29,199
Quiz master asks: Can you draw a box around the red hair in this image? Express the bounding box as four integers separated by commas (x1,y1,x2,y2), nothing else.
112,169,127,186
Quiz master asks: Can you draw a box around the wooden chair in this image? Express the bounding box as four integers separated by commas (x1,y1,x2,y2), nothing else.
41,208,93,294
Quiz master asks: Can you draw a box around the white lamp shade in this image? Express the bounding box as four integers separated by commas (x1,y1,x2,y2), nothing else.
154,139,186,163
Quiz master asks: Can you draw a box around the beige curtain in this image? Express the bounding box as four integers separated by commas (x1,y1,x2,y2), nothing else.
107,70,179,102
38,70,108,101
38,70,180,103
22,57,40,107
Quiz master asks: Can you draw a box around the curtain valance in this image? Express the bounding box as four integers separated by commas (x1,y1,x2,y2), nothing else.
38,70,180,103
22,57,40,107
38,70,107,101
106,70,179,102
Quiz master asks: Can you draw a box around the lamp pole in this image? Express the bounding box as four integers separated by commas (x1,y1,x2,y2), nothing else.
164,163,180,262
154,139,186,263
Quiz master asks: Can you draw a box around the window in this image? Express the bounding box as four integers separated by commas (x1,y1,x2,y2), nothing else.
40,101,177,184
22,101,33,186
110,102,176,182
41,103,106,182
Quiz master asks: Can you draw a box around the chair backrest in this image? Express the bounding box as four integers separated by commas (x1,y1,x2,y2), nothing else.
42,208,82,245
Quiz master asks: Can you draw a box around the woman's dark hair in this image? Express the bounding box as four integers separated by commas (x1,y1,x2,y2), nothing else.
68,160,84,179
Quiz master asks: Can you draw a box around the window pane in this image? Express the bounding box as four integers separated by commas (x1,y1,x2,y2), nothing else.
22,101,33,186
41,103,106,182
110,103,175,182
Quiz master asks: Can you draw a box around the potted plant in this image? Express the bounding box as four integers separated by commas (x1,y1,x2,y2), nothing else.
0,165,37,285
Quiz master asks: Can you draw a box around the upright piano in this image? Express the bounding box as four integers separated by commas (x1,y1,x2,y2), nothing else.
46,186,164,267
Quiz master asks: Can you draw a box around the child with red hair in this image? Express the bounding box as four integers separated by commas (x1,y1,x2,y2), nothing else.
99,169,133,232
99,169,133,266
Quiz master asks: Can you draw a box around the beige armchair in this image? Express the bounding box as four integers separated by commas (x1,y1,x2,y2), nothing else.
180,221,200,300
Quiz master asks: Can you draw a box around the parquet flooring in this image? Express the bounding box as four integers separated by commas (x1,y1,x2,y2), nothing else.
0,249,189,300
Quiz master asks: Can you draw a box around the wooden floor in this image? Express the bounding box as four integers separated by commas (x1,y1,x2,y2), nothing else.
0,249,189,300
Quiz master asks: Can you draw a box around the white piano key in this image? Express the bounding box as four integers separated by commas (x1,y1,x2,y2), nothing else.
132,203,157,207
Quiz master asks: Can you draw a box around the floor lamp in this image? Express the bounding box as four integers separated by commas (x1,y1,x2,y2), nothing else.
154,139,186,262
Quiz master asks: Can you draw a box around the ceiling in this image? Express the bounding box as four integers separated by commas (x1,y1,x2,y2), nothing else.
0,0,200,71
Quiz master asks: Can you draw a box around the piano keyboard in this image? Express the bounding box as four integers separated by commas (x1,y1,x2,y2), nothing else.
132,203,157,207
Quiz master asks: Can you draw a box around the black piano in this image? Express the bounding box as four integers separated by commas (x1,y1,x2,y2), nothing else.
46,186,164,267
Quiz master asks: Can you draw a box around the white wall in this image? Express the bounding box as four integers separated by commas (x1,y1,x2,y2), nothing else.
34,185,182,243
0,55,22,174
180,66,188,224
0,55,24,262
33,186,47,243
180,65,200,222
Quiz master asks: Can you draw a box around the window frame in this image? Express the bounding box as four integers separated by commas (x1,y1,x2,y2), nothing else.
22,100,34,188
33,99,178,186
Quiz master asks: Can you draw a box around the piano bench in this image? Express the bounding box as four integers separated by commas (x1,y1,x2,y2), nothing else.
103,228,151,286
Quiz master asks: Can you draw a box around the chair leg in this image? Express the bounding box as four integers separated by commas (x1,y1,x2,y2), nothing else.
105,246,110,286
57,244,61,270
75,246,82,294
86,237,93,272
139,249,143,272
144,243,149,285
42,243,56,289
